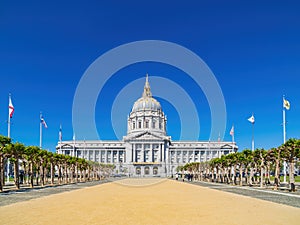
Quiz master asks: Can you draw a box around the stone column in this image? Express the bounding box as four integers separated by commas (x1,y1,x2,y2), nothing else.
141,144,145,162
133,144,136,162
151,144,154,162
160,144,163,162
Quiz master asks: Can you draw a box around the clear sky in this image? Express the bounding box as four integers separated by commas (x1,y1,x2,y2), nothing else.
0,0,299,152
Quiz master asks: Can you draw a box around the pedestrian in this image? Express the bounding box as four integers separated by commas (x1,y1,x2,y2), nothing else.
175,173,178,180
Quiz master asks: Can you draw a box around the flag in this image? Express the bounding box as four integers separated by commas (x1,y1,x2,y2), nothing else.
59,125,62,142
248,115,255,124
230,125,234,136
283,98,290,110
40,116,48,128
9,95,14,118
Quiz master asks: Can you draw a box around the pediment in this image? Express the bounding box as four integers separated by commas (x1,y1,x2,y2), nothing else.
124,131,169,141
220,144,234,149
60,143,74,149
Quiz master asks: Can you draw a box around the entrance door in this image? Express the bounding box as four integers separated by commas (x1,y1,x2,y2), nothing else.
145,166,150,175
136,167,141,175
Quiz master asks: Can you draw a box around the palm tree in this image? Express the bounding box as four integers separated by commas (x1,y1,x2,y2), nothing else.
238,152,249,186
54,153,64,184
38,149,48,186
46,151,55,185
242,149,253,186
5,143,25,189
253,148,267,188
209,158,221,182
24,146,40,188
219,155,229,183
0,135,11,191
268,147,282,190
280,138,300,192
264,149,274,186
226,153,237,185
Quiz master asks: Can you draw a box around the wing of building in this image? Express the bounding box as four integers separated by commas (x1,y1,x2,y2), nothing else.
56,75,238,177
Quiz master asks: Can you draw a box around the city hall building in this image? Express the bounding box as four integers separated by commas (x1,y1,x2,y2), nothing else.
56,75,237,177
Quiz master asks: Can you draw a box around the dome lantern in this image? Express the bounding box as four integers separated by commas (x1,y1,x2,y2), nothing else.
131,75,162,113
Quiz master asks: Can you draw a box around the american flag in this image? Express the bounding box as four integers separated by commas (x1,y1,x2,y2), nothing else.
9,95,14,118
59,125,62,142
40,116,48,128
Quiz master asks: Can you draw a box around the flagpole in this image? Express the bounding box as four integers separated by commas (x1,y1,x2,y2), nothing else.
7,94,11,183
40,112,42,148
232,126,235,153
283,96,287,183
252,121,254,151
73,133,76,157
7,95,11,138
59,124,62,154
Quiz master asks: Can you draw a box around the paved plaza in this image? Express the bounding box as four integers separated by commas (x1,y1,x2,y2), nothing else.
0,178,300,225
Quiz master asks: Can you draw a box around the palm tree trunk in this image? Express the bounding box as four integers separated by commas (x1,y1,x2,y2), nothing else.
233,166,237,185
58,165,62,184
75,165,78,183
239,167,243,186
266,164,271,186
289,161,296,192
36,163,40,186
3,158,8,187
29,163,34,188
0,156,4,192
13,160,20,189
50,163,54,185
40,165,45,186
260,167,264,188
274,159,280,190
249,167,254,186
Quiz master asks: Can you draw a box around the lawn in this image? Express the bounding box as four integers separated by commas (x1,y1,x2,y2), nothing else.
269,176,300,183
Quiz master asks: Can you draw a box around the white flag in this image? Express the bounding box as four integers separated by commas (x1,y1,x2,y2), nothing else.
283,99,290,110
230,125,234,136
248,115,255,124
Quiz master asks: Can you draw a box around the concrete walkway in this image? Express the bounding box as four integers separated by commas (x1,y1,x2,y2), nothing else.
188,180,300,208
1,178,300,225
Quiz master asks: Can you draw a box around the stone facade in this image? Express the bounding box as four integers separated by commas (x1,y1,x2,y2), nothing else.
56,75,237,177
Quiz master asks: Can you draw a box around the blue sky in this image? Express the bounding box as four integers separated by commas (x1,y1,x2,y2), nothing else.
0,0,299,152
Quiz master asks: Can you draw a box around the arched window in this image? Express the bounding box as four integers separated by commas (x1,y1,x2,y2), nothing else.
145,120,149,128
145,166,150,175
152,120,156,128
153,167,158,175
136,167,141,175
132,121,135,129
138,121,142,129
